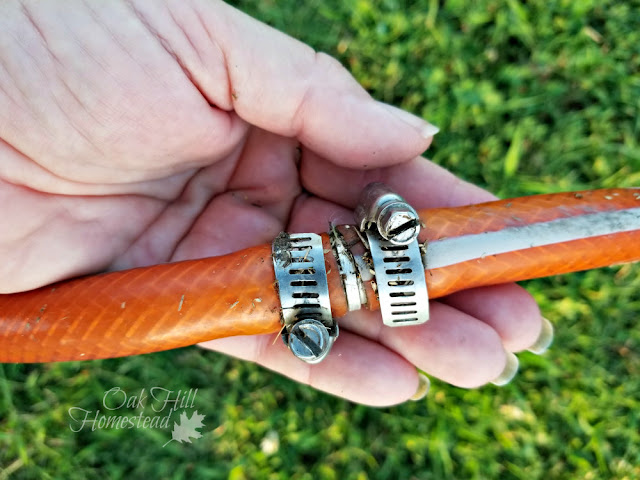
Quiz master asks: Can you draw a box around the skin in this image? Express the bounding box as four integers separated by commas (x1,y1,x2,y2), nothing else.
0,0,543,406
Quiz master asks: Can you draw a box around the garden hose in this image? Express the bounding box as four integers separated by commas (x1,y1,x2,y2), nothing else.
0,188,638,363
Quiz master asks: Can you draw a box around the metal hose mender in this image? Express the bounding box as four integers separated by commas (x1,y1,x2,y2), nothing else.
272,183,431,363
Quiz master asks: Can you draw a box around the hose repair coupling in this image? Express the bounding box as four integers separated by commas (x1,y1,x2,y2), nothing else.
272,182,430,363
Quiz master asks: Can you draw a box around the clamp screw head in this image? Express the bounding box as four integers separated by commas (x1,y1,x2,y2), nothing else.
354,182,421,245
377,202,420,245
287,319,332,364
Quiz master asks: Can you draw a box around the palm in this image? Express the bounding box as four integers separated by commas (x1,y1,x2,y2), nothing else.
0,0,545,405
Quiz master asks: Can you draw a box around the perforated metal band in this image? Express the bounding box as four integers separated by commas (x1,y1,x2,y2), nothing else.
366,229,430,327
271,233,335,333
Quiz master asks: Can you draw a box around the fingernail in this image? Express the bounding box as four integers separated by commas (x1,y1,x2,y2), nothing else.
528,317,554,355
410,372,431,401
491,352,519,386
378,102,440,139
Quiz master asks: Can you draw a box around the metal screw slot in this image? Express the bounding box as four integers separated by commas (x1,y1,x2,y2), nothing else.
377,202,420,245
287,319,332,364
354,182,421,245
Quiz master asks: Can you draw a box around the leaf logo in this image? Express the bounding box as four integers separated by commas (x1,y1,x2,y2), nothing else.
162,410,206,448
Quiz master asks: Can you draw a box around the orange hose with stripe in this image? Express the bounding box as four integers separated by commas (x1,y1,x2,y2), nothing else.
0,188,638,362
422,189,640,297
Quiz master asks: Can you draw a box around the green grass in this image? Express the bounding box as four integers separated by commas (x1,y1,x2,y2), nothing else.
2,0,640,478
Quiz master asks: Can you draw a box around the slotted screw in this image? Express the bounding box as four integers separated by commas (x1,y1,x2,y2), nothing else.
287,319,331,364
355,182,421,245
377,201,420,245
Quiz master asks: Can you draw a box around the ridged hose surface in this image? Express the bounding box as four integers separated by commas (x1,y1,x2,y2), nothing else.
1,189,638,362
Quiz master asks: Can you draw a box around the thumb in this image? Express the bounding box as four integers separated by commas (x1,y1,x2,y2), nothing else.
149,0,438,168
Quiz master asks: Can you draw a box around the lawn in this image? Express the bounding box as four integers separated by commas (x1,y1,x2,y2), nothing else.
2,0,640,478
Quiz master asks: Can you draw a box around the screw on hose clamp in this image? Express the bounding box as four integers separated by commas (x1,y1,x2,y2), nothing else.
354,182,421,245
357,183,430,327
272,232,338,364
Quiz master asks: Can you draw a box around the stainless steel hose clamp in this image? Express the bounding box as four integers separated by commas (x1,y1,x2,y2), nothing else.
356,183,430,326
272,233,338,364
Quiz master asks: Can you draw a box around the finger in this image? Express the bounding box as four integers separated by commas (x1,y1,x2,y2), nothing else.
199,331,420,407
301,152,496,210
339,302,510,388
441,284,544,352
134,0,437,168
169,129,303,261
0,179,161,293
0,1,249,184
225,129,301,223
0,139,200,197
169,184,286,261
287,195,354,233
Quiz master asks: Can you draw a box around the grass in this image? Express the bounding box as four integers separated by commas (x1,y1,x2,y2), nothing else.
2,0,640,478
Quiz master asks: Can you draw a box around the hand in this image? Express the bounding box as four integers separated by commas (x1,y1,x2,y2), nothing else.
0,0,545,405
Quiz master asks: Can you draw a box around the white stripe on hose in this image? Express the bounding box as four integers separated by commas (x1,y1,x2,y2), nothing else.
424,207,640,270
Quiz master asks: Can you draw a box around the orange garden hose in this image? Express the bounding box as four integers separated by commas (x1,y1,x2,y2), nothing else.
1,188,639,363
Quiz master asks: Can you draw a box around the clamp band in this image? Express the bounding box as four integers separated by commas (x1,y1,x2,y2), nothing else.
366,228,430,326
272,233,337,363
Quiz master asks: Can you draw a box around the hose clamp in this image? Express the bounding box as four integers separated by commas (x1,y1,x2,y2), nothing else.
357,183,430,327
272,233,338,363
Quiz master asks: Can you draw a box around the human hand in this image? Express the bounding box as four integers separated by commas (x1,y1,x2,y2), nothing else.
0,0,546,405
